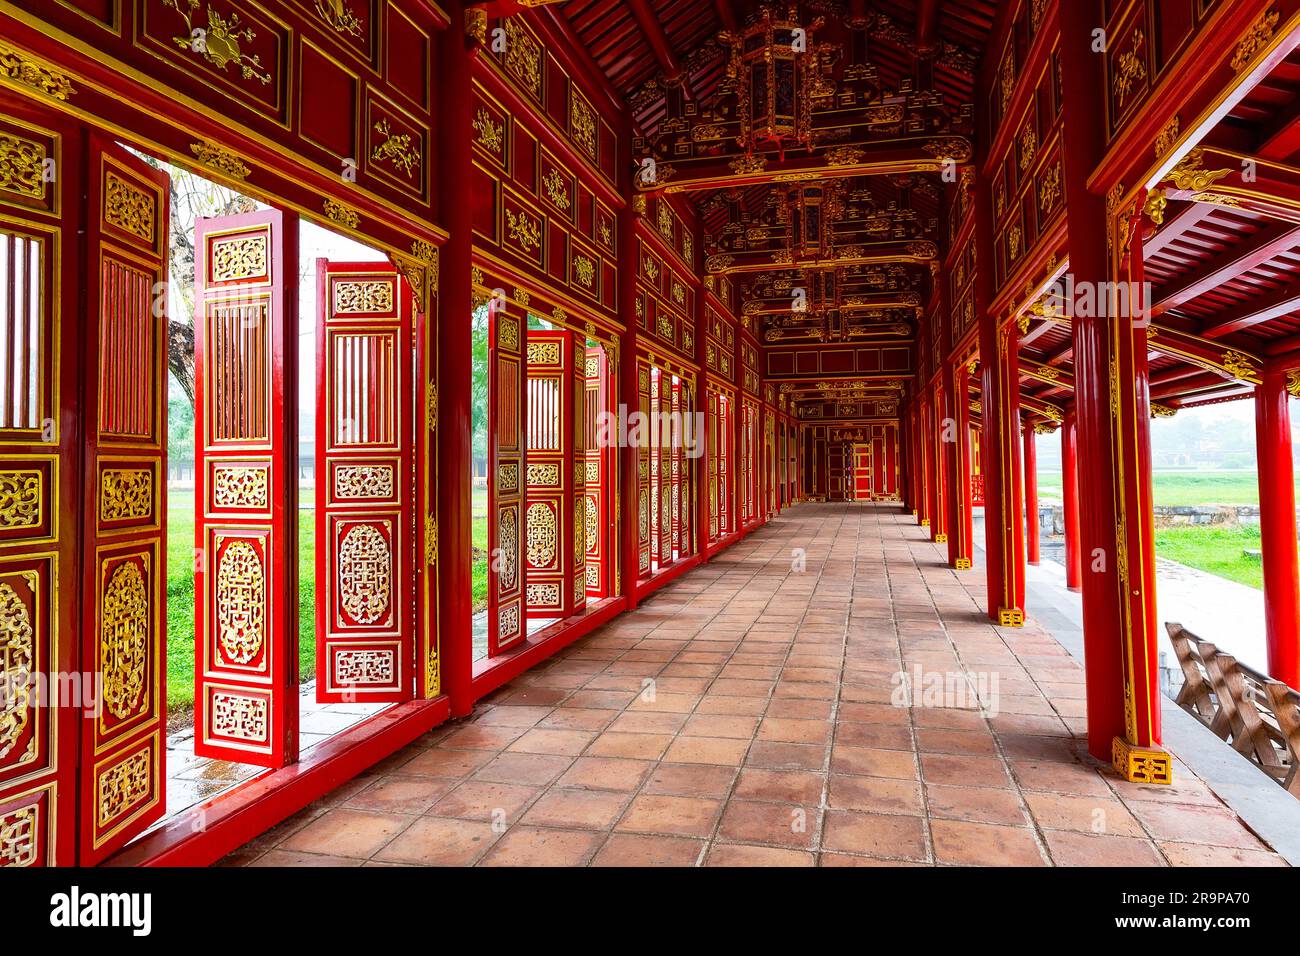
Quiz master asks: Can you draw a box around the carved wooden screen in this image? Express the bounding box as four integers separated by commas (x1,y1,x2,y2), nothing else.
78,140,169,863
655,368,672,567
718,393,731,536
0,98,79,867
193,209,298,768
315,260,416,702
489,303,525,654
670,378,682,558
524,330,579,617
636,359,651,577
570,337,587,615
677,383,692,557
583,345,608,599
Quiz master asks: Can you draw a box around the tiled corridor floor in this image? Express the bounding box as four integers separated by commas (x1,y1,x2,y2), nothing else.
222,503,1287,867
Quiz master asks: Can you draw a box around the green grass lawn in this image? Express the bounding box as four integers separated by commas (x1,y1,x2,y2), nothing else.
165,491,316,713
1152,525,1263,590
1036,470,1276,507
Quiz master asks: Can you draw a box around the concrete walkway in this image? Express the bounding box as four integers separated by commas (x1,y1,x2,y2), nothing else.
220,503,1288,867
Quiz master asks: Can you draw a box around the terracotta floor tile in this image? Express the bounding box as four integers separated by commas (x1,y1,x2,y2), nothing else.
401,747,495,779
920,753,1012,789
473,752,574,786
828,774,923,816
372,817,499,866
556,757,653,792
642,763,738,799
706,844,815,867
1131,803,1267,851
821,811,928,861
930,820,1046,866
746,741,829,771
519,789,629,830
537,707,618,731
830,745,918,780
717,799,819,849
506,728,597,757
607,711,688,735
345,776,457,814
1158,842,1287,866
430,781,541,823
1044,830,1164,867
586,731,674,760
478,827,602,866
924,785,1029,826
733,769,825,804
281,808,410,860
682,714,760,739
591,834,705,867
1024,792,1144,838
472,705,554,728
616,794,724,838
914,727,998,756
663,736,751,766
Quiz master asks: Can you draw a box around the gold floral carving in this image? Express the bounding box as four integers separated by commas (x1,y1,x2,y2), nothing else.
334,465,394,499
314,0,362,37
498,506,518,591
338,523,391,625
1144,188,1167,226
0,804,36,867
105,172,156,243
1222,349,1258,381
371,120,421,179
526,582,559,606
526,502,557,567
96,748,150,829
1039,163,1061,213
543,167,570,211
0,583,33,760
213,465,267,508
1154,115,1180,159
333,279,394,313
190,141,251,180
503,18,542,99
1231,8,1280,72
570,94,597,159
162,0,271,84
0,471,40,528
506,209,541,252
1287,370,1300,398
574,255,595,288
211,234,267,282
1018,125,1036,171
100,469,151,522
322,198,359,229
1163,148,1232,192
100,561,149,721
527,463,560,486
0,42,75,101
0,133,45,200
473,109,503,154
1114,31,1146,107
527,340,560,365
729,155,767,174
499,316,520,351
217,540,265,665
1150,402,1177,418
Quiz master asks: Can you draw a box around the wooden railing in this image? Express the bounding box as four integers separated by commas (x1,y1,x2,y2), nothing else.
1167,622,1300,797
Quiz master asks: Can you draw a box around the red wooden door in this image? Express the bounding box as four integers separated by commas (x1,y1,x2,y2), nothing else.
854,445,873,500
718,393,730,535
79,139,170,863
488,302,525,654
524,330,579,617
636,359,651,578
0,96,82,867
193,209,299,767
670,377,682,559
583,345,608,599
315,260,416,702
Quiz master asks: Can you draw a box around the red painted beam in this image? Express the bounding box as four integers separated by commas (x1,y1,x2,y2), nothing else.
1151,220,1300,319
1199,277,1300,337
713,0,738,34
915,0,941,56
628,0,684,82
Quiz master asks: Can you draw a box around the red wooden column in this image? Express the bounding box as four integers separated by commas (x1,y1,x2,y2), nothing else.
945,361,974,569
619,118,641,608
1059,0,1169,782
1255,369,1300,688
438,4,475,717
918,398,932,528
1062,411,1082,592
929,383,948,544
1023,425,1040,565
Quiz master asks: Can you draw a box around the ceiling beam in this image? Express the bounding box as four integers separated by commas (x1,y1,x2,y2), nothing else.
915,0,941,56
628,0,684,82
1150,220,1300,319
713,0,738,34
1198,277,1300,337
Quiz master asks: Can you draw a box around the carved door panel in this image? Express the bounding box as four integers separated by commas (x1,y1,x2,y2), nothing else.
315,260,415,702
489,302,525,654
0,97,80,867
854,445,872,500
718,393,730,535
670,379,682,559
193,209,299,767
77,139,170,863
655,368,672,567
636,359,651,578
583,346,608,599
524,330,577,617
706,391,718,543
570,337,586,615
